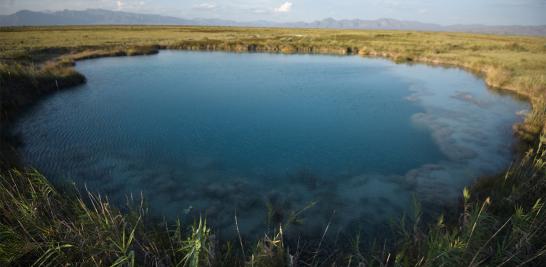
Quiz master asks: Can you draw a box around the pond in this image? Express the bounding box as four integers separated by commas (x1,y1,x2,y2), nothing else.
13,51,528,239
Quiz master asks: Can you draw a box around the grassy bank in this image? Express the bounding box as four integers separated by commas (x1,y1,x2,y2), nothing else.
1,26,546,265
1,26,545,123
1,26,545,139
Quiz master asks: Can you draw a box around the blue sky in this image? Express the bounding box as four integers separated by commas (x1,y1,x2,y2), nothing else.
1,0,545,25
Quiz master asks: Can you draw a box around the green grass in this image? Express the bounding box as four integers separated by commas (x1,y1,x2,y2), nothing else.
393,142,546,266
1,25,546,265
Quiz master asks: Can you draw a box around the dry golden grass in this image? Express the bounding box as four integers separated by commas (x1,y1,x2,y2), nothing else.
1,26,544,99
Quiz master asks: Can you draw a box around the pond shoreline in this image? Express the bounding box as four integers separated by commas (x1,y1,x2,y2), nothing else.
1,27,544,266
0,46,535,228
1,43,539,170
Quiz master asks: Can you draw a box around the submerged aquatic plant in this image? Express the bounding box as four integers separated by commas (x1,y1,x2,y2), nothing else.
0,147,545,266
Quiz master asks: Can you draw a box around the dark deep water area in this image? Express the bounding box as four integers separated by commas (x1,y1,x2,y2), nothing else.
13,51,528,239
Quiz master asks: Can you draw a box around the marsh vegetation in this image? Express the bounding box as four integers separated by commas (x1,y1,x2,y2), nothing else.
1,26,545,266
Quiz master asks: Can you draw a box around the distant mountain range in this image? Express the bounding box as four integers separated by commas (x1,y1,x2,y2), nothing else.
1,9,545,36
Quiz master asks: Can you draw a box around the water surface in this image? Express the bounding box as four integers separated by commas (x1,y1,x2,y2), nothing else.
14,51,527,238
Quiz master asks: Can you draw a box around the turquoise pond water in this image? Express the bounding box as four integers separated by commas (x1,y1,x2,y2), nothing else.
14,51,528,239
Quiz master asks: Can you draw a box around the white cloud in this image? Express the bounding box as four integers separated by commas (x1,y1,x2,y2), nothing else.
116,0,124,10
274,2,292,13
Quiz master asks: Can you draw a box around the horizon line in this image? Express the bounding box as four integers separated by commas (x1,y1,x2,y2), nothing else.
2,8,546,27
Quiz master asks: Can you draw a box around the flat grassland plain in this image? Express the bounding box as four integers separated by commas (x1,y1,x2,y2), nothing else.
0,26,546,266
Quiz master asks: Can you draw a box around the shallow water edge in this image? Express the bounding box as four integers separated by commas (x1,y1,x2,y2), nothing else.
11,50,530,240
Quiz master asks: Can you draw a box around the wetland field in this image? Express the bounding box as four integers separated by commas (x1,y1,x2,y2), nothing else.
1,26,546,266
